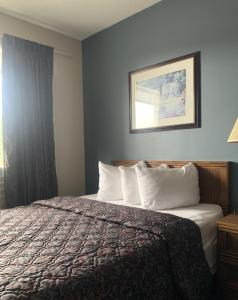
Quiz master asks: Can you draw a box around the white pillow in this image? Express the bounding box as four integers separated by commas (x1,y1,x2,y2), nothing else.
119,162,168,205
97,161,123,201
136,163,200,210
119,161,145,205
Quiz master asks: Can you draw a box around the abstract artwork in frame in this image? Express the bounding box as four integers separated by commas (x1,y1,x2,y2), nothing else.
129,52,200,133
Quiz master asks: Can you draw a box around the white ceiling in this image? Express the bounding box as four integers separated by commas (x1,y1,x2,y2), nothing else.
0,0,162,40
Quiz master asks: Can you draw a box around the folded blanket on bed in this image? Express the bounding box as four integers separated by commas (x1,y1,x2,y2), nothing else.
0,197,212,300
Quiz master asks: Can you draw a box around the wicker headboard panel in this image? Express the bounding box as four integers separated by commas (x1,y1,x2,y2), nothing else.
112,160,230,215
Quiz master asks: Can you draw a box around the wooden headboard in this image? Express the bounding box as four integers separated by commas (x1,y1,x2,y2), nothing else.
112,160,230,215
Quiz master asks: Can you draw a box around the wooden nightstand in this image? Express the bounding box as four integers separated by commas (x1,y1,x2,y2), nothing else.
217,214,238,299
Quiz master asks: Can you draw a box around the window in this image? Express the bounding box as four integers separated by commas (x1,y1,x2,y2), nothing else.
0,43,3,167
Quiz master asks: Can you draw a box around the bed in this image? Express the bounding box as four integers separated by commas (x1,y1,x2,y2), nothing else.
0,160,229,299
81,194,223,274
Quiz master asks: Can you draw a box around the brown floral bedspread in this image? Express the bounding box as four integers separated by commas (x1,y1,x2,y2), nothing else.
0,197,212,300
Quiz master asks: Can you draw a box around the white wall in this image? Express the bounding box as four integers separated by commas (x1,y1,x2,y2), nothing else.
0,12,85,196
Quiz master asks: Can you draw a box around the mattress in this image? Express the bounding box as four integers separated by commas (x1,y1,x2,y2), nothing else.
81,194,223,273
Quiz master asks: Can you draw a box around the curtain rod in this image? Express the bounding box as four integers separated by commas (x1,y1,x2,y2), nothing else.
0,34,73,58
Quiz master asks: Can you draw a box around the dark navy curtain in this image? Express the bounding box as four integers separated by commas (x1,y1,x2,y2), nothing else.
2,34,58,208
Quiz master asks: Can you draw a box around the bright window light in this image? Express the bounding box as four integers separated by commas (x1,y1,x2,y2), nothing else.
0,44,3,168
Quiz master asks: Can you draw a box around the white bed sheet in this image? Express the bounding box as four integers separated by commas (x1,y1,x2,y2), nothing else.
80,194,223,273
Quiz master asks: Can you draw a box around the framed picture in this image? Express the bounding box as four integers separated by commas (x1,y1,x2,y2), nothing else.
129,52,200,133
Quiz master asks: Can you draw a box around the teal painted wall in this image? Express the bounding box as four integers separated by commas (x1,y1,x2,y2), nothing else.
82,0,238,208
